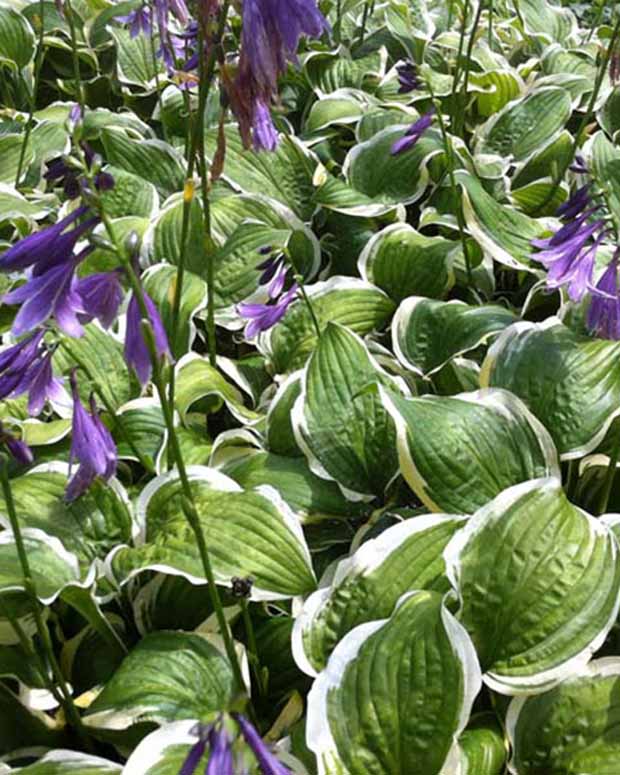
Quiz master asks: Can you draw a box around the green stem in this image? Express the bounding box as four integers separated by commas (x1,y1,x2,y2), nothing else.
64,0,86,114
0,459,92,749
149,25,168,143
599,425,620,514
535,13,620,216
357,1,370,46
587,1,606,42
448,0,455,28
450,0,471,133
16,0,45,187
488,0,493,46
458,0,485,137
240,599,266,698
335,0,343,45
286,249,322,339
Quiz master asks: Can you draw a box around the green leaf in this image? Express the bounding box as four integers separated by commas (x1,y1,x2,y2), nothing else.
115,398,166,469
516,0,577,43
345,125,444,206
481,317,620,459
0,683,65,757
507,659,620,774
266,371,303,456
305,90,368,133
109,467,316,599
0,134,34,185
143,264,207,359
0,464,134,573
12,751,122,774
83,631,234,730
456,170,549,270
392,297,516,376
99,166,158,219
0,527,90,605
380,387,560,513
121,721,216,775
304,49,385,94
358,223,455,304
0,185,53,225
55,323,138,410
204,127,317,220
101,130,185,199
261,277,396,374
445,479,620,693
221,450,365,523
0,7,35,69
293,323,404,500
108,27,163,91
475,88,572,162
293,514,465,675
458,715,506,775
173,354,260,425
306,590,481,775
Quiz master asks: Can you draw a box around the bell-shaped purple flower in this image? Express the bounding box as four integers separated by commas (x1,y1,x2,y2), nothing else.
0,207,92,274
238,283,298,339
66,373,117,501
253,99,279,152
124,291,170,386
116,6,153,37
5,435,34,466
26,351,66,417
390,109,434,155
556,184,591,220
257,252,289,298
588,258,620,340
396,60,418,93
76,271,123,329
234,714,291,775
0,331,45,394
206,726,234,775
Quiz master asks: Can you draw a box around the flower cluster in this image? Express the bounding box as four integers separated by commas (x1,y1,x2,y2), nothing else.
396,60,419,93
179,715,290,775
237,248,299,338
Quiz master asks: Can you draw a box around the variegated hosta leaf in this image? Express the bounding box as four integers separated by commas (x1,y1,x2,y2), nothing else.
380,387,560,514
344,126,444,206
445,479,620,694
292,323,405,500
108,466,316,600
475,87,572,162
306,590,481,775
293,514,465,675
266,371,303,456
0,464,134,573
173,353,261,425
83,631,234,731
481,317,620,459
516,0,578,43
458,714,507,775
456,170,549,270
122,721,211,775
142,264,207,359
392,297,516,376
507,659,620,774
115,398,167,470
259,277,396,374
0,6,35,69
0,528,91,605
358,223,455,304
221,450,365,523
10,751,122,774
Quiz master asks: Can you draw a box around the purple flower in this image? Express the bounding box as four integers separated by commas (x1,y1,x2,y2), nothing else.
116,6,153,37
0,207,94,274
588,258,620,340
240,0,328,96
238,283,298,338
178,737,207,775
26,351,66,417
253,100,279,152
206,727,234,775
45,147,115,201
556,184,591,220
3,248,93,338
66,373,117,501
256,252,289,298
390,109,434,155
234,714,291,775
5,435,33,466
76,271,123,329
124,291,170,386
396,60,418,93
0,332,45,396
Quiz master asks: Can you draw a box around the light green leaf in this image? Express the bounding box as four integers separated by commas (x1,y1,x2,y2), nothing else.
121,721,216,775
507,659,620,774
380,387,560,513
83,631,234,730
260,277,396,374
306,590,481,775
0,7,35,68
481,317,620,459
108,27,163,91
392,297,516,376
445,479,620,693
266,371,303,456
12,750,122,774
109,466,316,599
293,323,404,500
0,185,53,224
115,398,166,469
0,135,34,185
306,91,367,133
475,88,572,162
304,49,385,94
344,126,444,206
99,166,158,219
516,0,577,43
293,514,465,675
358,223,455,304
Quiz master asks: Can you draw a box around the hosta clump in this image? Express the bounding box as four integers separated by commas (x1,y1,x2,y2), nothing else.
3,0,620,772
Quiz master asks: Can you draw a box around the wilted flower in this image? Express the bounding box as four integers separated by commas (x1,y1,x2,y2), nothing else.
66,372,117,501
124,291,170,386
44,146,115,200
588,256,620,340
390,109,435,155
0,424,33,466
253,99,279,152
396,60,418,93
238,283,298,338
